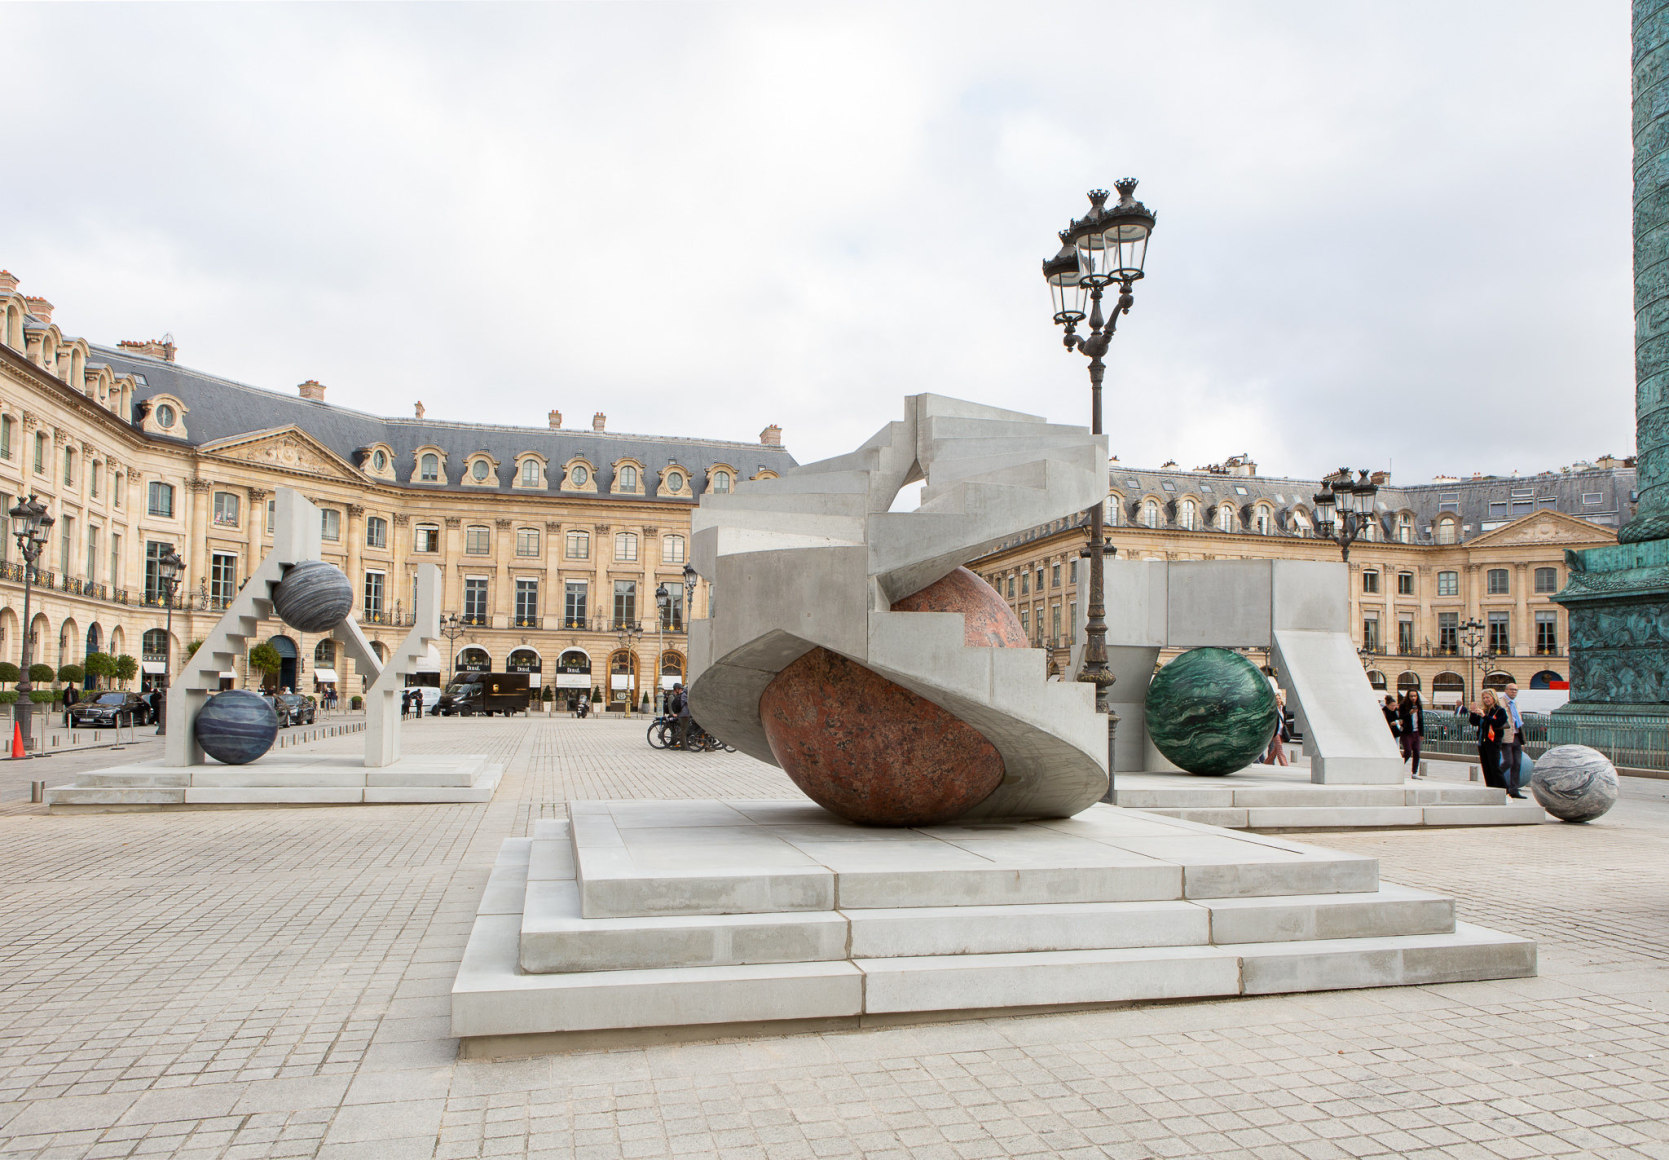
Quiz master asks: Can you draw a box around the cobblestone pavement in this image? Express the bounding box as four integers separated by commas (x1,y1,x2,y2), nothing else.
1,716,1667,1159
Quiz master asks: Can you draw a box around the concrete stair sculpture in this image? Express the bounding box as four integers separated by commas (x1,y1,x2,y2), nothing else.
450,799,1537,1052
688,394,1113,821
360,562,442,768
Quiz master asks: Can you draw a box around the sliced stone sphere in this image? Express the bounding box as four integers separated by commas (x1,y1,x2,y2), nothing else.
1530,744,1619,823
272,560,354,633
194,689,279,765
889,566,1028,648
759,647,1005,827
1145,647,1278,776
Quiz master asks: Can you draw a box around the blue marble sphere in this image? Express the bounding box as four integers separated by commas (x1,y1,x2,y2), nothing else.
194,689,278,765
1530,744,1619,823
272,560,353,633
1145,647,1278,776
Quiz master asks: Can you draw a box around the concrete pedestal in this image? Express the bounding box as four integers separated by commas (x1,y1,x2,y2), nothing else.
451,799,1535,1053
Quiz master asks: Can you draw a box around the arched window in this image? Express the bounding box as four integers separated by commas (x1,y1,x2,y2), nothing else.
1104,497,1120,526
315,639,335,665
1483,670,1513,691
1216,504,1235,532
1256,506,1271,535
1366,670,1387,690
1291,510,1310,536
566,530,590,559
619,465,638,490
212,492,240,527
456,647,491,672
420,453,439,481
147,481,175,518
615,532,639,562
711,471,732,494
1432,672,1465,705
1179,499,1197,530
521,459,540,486
662,534,686,564
1143,499,1159,528
1397,671,1421,694
1398,514,1413,543
1436,517,1457,544
142,628,168,658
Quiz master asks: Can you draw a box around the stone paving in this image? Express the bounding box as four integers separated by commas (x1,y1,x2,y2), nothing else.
0,716,1666,1159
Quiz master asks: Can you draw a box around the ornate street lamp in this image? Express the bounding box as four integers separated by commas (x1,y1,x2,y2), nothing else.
1457,617,1491,708
440,612,468,675
654,583,671,712
682,563,698,622
1043,180,1156,765
616,621,643,715
1313,469,1379,562
8,495,55,756
153,545,183,735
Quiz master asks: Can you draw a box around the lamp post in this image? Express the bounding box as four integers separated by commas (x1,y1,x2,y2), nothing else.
153,545,183,736
654,583,671,713
616,622,643,715
1044,180,1156,784
8,495,55,756
1312,469,1380,563
1457,617,1490,708
440,612,467,677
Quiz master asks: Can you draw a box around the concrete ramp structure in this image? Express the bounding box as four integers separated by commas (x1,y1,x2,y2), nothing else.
688,394,1113,821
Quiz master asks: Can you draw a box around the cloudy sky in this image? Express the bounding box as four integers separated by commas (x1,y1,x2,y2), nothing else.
2,2,1637,485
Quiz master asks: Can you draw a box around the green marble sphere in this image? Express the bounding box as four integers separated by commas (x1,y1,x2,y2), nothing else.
1146,647,1278,776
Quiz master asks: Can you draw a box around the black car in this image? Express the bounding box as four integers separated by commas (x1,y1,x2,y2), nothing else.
276,693,317,726
68,691,151,728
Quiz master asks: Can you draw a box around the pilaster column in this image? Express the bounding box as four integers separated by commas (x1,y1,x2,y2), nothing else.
246,488,269,582
1514,562,1530,657
545,522,562,627
392,513,411,616
494,518,513,628
186,479,212,585
345,504,365,613
595,524,610,628
443,518,463,612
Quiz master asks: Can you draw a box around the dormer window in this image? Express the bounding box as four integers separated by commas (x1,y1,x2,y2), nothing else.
620,465,638,490
372,449,387,472
156,404,176,429
712,471,732,494
471,460,489,481
666,470,683,491
521,460,539,486
420,453,439,481
570,464,589,486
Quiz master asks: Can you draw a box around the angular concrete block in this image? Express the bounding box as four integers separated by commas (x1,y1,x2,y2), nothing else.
183,787,364,804
1421,804,1546,826
1237,924,1537,994
1203,885,1453,944
846,900,1209,958
1244,806,1425,829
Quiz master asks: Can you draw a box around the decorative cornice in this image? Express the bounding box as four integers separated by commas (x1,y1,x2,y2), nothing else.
495,518,513,530
443,516,462,529
185,478,212,493
346,503,366,518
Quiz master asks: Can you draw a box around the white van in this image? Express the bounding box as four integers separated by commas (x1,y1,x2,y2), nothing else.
403,686,442,715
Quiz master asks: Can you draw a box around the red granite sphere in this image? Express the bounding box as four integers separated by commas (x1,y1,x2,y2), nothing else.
759,648,1005,826
890,567,1028,648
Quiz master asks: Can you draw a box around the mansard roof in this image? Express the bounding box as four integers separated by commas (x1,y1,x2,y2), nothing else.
95,344,796,498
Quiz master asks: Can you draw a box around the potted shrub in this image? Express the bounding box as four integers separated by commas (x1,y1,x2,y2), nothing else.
350,694,363,710
28,663,54,685
0,661,18,687
114,654,138,688
84,652,117,690
248,641,282,690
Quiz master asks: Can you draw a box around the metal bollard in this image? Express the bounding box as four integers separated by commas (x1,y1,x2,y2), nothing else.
1468,764,1480,782
30,780,45,803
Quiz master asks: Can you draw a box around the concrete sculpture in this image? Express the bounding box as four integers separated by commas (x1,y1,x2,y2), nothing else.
193,689,280,765
689,394,1111,823
1145,647,1277,776
1530,744,1619,822
271,560,355,633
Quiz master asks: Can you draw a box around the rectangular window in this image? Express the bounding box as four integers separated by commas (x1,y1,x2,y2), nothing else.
90,465,99,498
265,497,274,534
366,516,388,549
1582,492,1603,504
1069,559,1078,584
110,532,120,588
210,552,237,605
114,472,123,507
1439,611,1459,654
1488,501,1508,518
516,528,540,557
213,491,239,527
0,414,11,459
363,571,385,618
1007,576,1015,598
87,525,99,581
1536,611,1558,654
0,493,9,564
1362,612,1380,651
1051,564,1061,588
1488,611,1510,654
1067,601,1077,644
33,431,47,474
415,525,440,552
144,541,173,603
1437,570,1458,597
660,585,684,630
614,532,638,562
1051,604,1061,642
60,516,73,575
64,448,74,486
1020,608,1030,637
320,509,340,540
514,578,539,626
147,481,174,518
1397,572,1414,596
613,580,637,628
1398,616,1415,654
1534,567,1557,594
564,580,588,629
463,577,488,624
662,534,686,564
466,525,490,555
1362,571,1380,594
566,530,590,559
1487,568,1509,595
1035,568,1044,591
1021,572,1030,595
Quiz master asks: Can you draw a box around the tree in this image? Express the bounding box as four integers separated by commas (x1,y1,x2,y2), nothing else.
28,663,54,685
84,652,117,688
114,654,138,687
57,663,85,686
0,661,18,685
248,641,283,690
185,639,204,658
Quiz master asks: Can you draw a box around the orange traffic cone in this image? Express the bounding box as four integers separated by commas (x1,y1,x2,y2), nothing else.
10,721,23,759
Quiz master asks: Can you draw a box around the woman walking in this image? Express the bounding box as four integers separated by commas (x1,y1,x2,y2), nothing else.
1467,688,1512,792
1265,690,1291,766
1397,689,1426,778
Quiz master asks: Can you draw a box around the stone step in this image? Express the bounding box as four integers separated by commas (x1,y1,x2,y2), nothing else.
47,786,187,807
1139,803,1544,830
76,772,192,788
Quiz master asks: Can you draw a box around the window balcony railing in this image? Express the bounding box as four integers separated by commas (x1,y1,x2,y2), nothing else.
513,615,541,629
460,614,489,627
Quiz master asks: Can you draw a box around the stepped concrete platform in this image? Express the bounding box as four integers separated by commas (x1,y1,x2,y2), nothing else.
46,753,503,811
451,800,1535,1053
1114,757,1547,830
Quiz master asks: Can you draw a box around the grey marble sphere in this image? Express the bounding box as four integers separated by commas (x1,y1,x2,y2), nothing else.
272,560,353,633
1530,744,1619,823
194,689,278,765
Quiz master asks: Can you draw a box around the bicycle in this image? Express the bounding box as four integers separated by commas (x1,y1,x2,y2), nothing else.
646,714,672,749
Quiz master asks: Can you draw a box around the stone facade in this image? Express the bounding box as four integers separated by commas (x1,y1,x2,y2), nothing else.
972,465,1624,705
0,269,793,706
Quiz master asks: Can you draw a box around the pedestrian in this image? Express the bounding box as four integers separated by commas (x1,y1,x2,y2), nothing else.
62,681,79,727
400,690,412,718
1381,694,1401,740
1265,690,1291,766
1503,683,1526,797
669,681,691,750
1467,688,1512,792
1398,689,1426,778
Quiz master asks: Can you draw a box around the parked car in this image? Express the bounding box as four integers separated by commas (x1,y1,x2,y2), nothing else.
68,690,151,728
403,686,441,715
276,693,317,726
